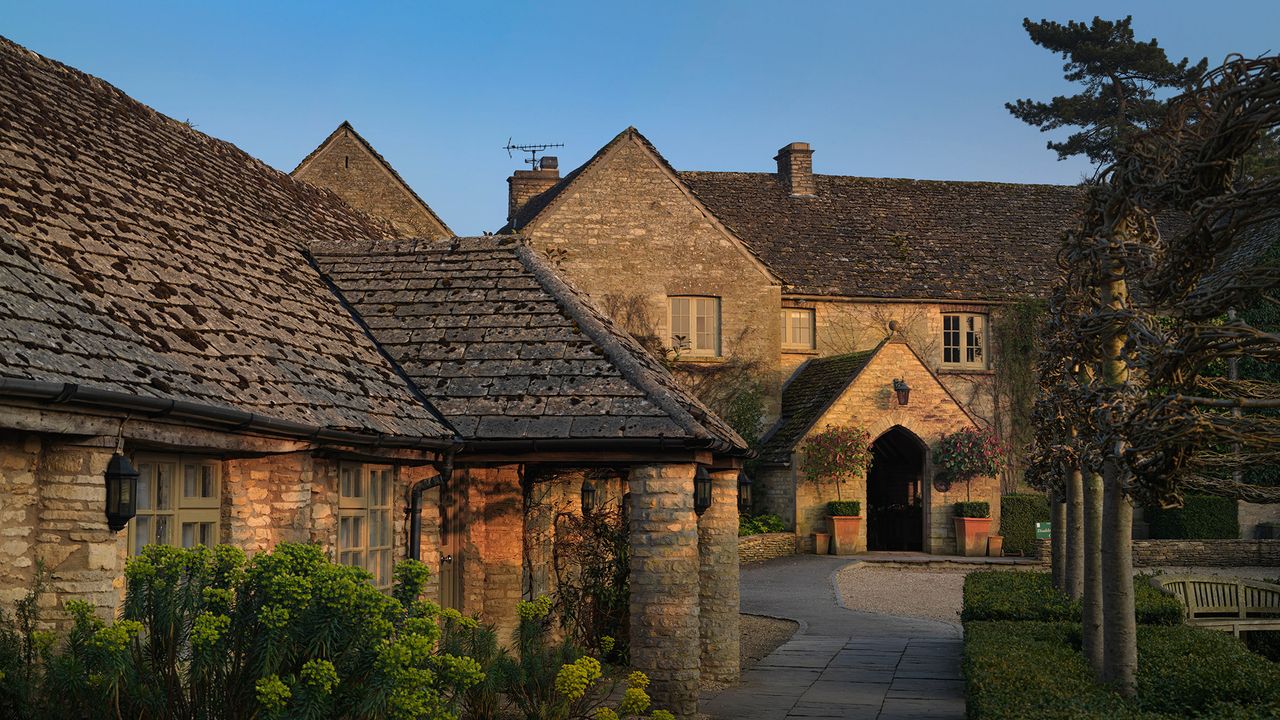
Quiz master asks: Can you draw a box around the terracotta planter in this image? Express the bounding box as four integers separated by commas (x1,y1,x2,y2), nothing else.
954,516,992,557
812,532,831,555
987,534,1004,557
827,515,863,556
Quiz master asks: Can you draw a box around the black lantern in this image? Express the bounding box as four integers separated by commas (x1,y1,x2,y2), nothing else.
694,467,712,515
893,378,911,405
737,471,752,514
105,453,139,532
581,479,597,515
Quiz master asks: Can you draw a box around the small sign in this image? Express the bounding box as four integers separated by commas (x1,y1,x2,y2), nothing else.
1035,521,1052,540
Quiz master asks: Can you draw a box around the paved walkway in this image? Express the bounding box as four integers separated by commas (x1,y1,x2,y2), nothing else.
702,555,965,720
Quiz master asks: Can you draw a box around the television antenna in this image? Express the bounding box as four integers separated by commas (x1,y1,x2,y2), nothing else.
503,138,564,169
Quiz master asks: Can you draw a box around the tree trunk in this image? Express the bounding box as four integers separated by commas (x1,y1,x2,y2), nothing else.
1066,467,1085,600
1101,461,1137,697
1051,493,1066,590
1081,469,1104,677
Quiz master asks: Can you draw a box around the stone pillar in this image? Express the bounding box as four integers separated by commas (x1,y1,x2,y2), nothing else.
628,463,700,719
699,469,740,684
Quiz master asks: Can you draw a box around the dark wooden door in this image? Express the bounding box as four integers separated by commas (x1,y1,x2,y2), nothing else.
439,471,465,610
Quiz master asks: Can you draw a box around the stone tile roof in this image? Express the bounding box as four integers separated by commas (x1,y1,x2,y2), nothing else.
0,36,453,443
313,236,749,452
292,121,453,237
678,171,1086,300
758,347,880,464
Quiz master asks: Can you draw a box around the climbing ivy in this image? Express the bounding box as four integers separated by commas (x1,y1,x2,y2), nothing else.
992,300,1046,488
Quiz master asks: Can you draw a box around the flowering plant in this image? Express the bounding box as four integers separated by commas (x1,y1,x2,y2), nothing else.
933,427,1006,481
800,425,872,501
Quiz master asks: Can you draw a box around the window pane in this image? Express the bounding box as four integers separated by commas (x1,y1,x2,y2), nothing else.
182,522,196,548
134,517,150,554
201,466,213,497
156,465,172,509
137,465,152,510
670,298,690,348
155,515,170,545
200,522,213,546
183,464,197,497
695,298,718,353
340,517,351,548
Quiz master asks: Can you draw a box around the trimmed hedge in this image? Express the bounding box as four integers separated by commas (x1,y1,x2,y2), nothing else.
1000,493,1049,555
961,571,1183,626
739,513,785,537
826,500,861,517
954,500,990,518
965,621,1280,719
1146,494,1239,539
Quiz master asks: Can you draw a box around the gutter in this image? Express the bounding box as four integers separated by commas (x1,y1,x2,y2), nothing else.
0,377,457,451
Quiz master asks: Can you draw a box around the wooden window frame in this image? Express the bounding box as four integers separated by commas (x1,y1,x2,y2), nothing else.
668,296,722,357
941,312,988,369
781,308,816,351
338,463,395,589
129,454,221,556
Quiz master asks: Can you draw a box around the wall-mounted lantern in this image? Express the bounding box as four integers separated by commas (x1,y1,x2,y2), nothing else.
893,378,911,406
737,471,752,514
105,453,139,532
581,479,597,515
694,467,712,515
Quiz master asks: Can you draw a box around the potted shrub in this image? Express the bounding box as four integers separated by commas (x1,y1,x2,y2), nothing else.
826,500,863,555
933,428,1005,556
954,501,992,556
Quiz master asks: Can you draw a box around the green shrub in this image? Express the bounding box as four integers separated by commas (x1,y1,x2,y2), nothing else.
0,544,483,720
965,621,1280,719
826,500,861,517
961,571,1183,626
954,501,990,518
1146,494,1239,539
999,493,1049,555
738,514,786,536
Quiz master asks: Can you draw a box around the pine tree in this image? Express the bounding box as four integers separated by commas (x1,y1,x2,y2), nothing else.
1007,16,1207,167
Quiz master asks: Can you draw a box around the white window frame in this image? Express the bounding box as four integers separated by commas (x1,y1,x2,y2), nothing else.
339,463,395,589
781,308,816,351
942,313,988,369
129,455,221,556
668,296,721,357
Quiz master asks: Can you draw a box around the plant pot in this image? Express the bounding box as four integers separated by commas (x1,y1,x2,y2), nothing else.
827,515,862,556
954,516,992,557
812,532,831,555
986,534,1004,557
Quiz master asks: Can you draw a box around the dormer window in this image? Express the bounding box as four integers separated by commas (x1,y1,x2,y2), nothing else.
669,296,721,357
942,313,987,369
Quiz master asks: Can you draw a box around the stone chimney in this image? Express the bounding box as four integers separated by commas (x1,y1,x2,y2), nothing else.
774,142,814,197
507,156,560,222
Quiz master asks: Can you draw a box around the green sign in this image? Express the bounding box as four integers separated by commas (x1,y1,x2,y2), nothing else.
1035,522,1052,540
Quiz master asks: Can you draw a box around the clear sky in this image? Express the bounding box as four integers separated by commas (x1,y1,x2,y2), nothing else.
5,1,1278,235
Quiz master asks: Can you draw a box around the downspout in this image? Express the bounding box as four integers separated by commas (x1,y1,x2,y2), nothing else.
407,454,452,561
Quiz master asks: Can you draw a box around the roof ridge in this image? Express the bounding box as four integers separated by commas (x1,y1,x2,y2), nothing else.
291,121,453,235
513,241,745,450
678,168,1083,190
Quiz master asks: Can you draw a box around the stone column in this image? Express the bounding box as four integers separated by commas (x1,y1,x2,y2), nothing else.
628,463,700,719
699,469,741,684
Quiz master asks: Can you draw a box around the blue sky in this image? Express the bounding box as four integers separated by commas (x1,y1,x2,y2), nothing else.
6,1,1278,234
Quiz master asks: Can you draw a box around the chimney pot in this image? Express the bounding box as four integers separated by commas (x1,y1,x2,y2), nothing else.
539,156,558,171
775,142,815,196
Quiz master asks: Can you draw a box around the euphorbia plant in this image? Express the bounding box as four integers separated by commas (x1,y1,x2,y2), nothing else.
800,425,872,501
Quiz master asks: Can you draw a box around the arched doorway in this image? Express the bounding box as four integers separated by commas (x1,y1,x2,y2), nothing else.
866,426,926,551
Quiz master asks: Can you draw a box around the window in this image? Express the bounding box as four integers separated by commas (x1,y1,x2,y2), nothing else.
942,313,987,368
669,296,721,357
781,308,816,350
130,456,220,556
339,464,394,589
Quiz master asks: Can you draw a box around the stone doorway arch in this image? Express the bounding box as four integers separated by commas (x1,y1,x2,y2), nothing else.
866,425,927,551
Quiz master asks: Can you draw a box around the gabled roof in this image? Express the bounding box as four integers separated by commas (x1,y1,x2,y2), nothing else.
498,127,780,284
679,171,1086,300
0,36,453,445
292,121,452,238
758,347,881,464
313,236,749,454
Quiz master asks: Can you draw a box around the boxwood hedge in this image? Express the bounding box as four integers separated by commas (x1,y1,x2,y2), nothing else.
1146,494,1239,539
961,571,1183,625
965,621,1280,719
999,493,1049,555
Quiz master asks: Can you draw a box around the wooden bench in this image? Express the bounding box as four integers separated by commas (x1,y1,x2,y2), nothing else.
1150,575,1280,636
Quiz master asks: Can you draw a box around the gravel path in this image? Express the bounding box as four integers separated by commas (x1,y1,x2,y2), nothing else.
740,614,800,670
835,564,969,626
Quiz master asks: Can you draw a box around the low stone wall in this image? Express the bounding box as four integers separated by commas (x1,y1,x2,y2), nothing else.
739,532,795,564
1033,538,1280,567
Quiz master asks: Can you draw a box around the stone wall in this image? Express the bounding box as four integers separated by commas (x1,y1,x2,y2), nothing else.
521,134,783,420
738,531,796,564
292,126,449,239
698,470,740,684
461,465,525,645
1033,538,1280,567
1239,501,1280,540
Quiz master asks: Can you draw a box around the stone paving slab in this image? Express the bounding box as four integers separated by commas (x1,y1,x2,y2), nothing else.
702,555,965,720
